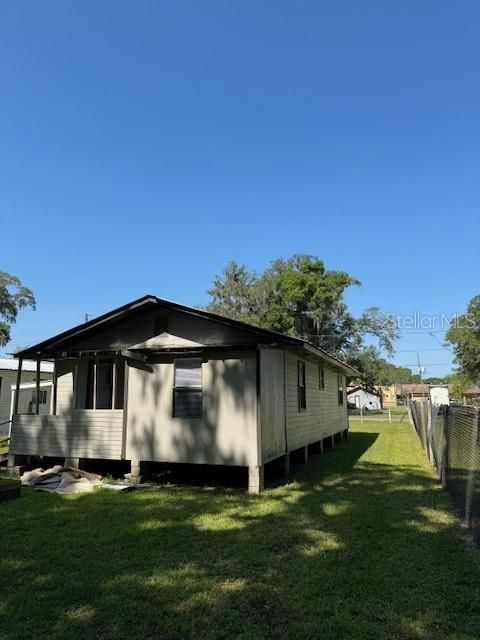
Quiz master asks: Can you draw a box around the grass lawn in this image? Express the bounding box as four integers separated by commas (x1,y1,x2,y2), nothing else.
0,435,8,456
1,422,480,640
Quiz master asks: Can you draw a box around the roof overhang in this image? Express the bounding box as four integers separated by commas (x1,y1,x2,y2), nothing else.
13,294,358,376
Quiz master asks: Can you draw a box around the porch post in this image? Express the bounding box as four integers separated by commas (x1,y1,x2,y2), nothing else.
52,358,57,415
13,356,23,415
35,356,41,415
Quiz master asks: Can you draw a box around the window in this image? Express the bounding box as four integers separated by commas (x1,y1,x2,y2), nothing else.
96,360,114,409
32,389,47,405
83,358,125,410
318,365,325,390
298,361,306,410
173,358,202,418
338,375,344,405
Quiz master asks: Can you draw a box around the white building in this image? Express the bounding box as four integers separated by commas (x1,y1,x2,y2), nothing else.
347,386,382,411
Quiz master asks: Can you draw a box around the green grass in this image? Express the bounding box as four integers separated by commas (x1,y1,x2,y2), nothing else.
1,422,480,640
0,435,8,455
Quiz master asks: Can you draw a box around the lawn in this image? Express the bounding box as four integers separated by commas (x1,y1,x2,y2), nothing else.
0,435,8,456
1,421,480,640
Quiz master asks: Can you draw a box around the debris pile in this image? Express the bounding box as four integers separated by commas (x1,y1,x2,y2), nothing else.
21,466,103,494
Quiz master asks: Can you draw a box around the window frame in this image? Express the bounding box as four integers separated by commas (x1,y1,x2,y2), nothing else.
79,356,125,410
298,360,307,411
173,358,203,419
318,365,325,390
32,389,47,405
338,374,344,405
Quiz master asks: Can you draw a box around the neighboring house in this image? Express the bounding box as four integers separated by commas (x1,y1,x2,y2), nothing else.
463,385,480,405
379,383,433,407
0,358,53,435
429,384,450,406
378,384,397,408
8,295,355,492
347,386,382,411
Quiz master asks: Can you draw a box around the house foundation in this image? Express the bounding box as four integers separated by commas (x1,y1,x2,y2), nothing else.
64,457,80,468
129,458,142,484
248,465,264,494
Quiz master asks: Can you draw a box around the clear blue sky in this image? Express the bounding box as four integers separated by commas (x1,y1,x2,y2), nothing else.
1,1,479,376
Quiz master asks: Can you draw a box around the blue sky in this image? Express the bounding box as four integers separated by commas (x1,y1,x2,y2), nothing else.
1,1,479,376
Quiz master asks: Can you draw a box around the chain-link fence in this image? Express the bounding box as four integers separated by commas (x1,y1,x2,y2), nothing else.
409,401,480,546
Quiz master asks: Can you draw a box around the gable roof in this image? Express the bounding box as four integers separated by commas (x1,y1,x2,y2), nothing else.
465,385,480,395
14,294,357,375
347,385,381,397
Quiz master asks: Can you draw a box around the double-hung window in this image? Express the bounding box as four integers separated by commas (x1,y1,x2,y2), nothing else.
318,365,325,390
298,361,307,410
338,375,344,405
173,358,203,418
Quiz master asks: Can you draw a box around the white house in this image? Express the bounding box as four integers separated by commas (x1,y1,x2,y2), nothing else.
8,295,356,492
347,386,382,411
0,358,53,435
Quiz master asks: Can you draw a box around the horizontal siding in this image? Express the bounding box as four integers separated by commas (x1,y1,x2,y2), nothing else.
260,348,286,463
10,410,124,459
56,360,75,414
285,351,347,451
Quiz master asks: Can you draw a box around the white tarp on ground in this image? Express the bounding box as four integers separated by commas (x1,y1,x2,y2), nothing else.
21,466,103,494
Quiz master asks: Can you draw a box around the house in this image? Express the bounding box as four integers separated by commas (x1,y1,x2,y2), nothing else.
347,386,382,411
0,358,53,435
7,295,355,492
378,384,397,408
463,385,480,405
379,383,431,407
429,384,449,406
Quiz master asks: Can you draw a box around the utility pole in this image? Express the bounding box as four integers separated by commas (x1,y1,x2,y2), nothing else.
417,353,427,399
417,353,422,382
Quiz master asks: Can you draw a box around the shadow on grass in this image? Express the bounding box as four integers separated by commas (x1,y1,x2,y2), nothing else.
1,427,480,640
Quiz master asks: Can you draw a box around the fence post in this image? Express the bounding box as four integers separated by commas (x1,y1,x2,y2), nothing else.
441,406,448,488
465,407,479,529
360,407,363,424
388,409,392,424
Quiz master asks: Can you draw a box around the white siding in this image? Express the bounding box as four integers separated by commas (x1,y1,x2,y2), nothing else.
55,360,75,414
260,348,286,463
10,411,124,459
285,351,347,452
126,351,258,466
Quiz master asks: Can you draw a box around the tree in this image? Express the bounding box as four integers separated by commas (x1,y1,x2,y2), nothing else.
445,371,473,400
346,346,420,389
0,271,36,347
446,295,480,382
207,255,399,381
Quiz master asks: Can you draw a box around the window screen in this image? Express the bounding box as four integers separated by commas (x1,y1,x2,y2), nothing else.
338,375,344,405
173,358,202,418
319,365,325,390
298,361,307,410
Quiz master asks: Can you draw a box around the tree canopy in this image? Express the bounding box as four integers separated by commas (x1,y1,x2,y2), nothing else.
207,255,401,385
0,271,36,347
446,294,480,383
